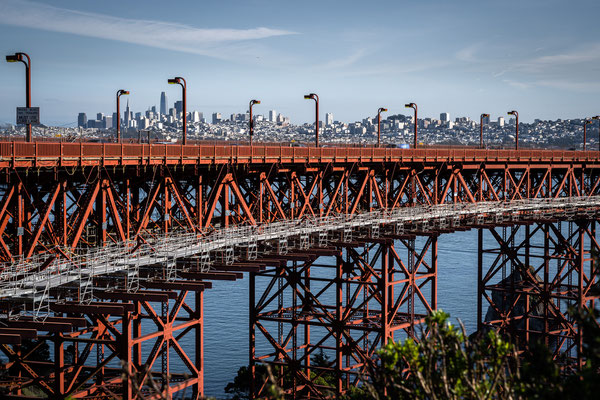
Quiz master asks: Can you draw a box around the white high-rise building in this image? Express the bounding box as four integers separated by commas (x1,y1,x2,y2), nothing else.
269,110,277,122
440,112,450,122
325,113,333,126
498,117,505,127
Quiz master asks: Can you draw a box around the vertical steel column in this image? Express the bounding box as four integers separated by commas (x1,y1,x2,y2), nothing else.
195,290,204,398
335,251,343,395
249,270,256,400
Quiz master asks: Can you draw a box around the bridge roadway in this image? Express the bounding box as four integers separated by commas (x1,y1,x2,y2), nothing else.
1,196,598,316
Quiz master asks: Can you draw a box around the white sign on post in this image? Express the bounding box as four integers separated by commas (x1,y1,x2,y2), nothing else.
16,107,40,125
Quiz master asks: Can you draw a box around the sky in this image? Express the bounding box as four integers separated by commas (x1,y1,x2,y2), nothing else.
0,0,599,126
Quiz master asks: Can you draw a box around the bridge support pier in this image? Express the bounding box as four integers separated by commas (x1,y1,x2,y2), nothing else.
478,220,600,369
250,235,438,398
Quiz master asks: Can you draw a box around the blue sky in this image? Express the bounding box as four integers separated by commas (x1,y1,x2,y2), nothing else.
0,0,599,125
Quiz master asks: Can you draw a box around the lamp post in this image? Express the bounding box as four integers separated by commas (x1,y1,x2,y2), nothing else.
480,113,490,149
116,89,129,143
168,77,187,145
6,52,32,142
377,107,388,147
249,99,260,145
583,119,592,151
405,103,418,148
507,110,519,150
593,116,600,151
304,93,319,147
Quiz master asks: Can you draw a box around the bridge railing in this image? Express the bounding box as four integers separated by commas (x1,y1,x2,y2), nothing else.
0,142,598,166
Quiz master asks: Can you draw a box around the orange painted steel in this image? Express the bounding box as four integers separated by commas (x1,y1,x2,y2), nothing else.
0,142,599,398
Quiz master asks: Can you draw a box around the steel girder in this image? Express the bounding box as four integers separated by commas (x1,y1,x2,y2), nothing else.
0,288,203,399
0,162,598,262
478,220,600,369
250,237,437,398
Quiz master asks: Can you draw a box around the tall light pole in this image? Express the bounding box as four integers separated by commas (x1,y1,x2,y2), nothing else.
6,52,32,142
249,99,260,145
583,119,592,151
405,103,418,148
116,89,129,143
593,116,600,151
507,110,519,150
480,113,490,149
377,107,388,147
168,77,187,145
304,93,319,147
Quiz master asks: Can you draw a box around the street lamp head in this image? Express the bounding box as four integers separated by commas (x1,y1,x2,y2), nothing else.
507,110,517,116
5,54,22,63
118,89,129,96
304,93,317,100
168,77,183,85
481,113,490,118
379,108,388,113
251,99,261,105
585,119,592,125
593,116,600,120
405,103,416,108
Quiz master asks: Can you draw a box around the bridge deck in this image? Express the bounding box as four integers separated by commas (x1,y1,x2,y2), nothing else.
1,196,598,302
1,142,600,167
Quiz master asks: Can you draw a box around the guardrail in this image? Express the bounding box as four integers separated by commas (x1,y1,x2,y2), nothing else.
0,142,599,167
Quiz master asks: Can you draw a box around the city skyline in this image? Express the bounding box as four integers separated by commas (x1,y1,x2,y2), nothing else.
1,0,599,126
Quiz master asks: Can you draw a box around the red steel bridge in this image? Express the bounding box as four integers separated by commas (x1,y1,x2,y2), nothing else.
0,141,598,399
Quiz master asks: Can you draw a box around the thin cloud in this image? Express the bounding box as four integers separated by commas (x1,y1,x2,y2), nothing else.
318,48,368,70
0,0,296,59
536,80,600,92
455,43,483,62
502,79,531,89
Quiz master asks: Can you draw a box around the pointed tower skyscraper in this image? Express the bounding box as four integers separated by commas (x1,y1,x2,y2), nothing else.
160,91,168,116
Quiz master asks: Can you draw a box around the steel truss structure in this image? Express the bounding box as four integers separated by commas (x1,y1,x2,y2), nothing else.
0,143,598,398
250,235,437,398
478,220,600,370
0,282,204,399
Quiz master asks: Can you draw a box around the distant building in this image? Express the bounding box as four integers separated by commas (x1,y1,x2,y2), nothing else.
96,113,104,121
124,100,131,127
482,115,491,125
77,113,87,128
498,117,505,127
104,116,112,129
212,113,222,124
112,112,119,129
160,92,168,115
174,101,183,115
325,113,333,126
440,113,450,122
269,110,277,122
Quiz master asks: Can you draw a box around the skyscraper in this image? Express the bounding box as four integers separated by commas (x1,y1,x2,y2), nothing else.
174,101,183,115
160,92,168,115
325,113,333,126
269,110,277,122
78,113,87,128
124,99,131,127
440,112,450,122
